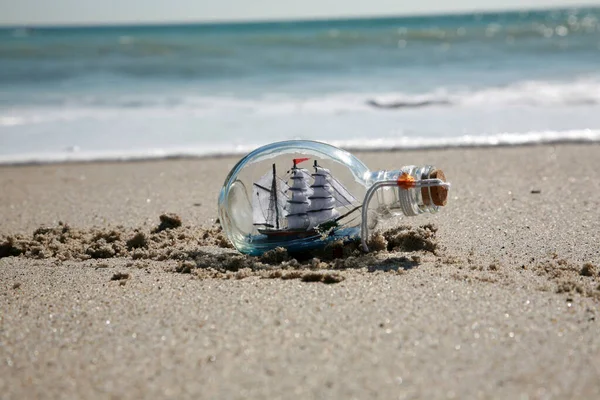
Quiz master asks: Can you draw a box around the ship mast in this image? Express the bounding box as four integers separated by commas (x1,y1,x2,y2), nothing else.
307,160,339,229
285,159,312,230
271,163,279,229
252,165,289,230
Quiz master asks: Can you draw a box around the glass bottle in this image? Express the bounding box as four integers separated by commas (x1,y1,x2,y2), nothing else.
218,140,450,256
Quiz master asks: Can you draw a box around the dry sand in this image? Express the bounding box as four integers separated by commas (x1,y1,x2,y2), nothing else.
1,144,600,399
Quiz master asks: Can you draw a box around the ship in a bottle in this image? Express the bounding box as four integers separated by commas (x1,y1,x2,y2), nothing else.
252,158,359,240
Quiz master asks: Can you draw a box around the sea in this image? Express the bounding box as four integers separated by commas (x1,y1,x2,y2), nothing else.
1,7,600,164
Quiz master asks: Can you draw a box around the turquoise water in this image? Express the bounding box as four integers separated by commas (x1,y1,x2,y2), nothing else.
241,227,360,256
1,7,600,163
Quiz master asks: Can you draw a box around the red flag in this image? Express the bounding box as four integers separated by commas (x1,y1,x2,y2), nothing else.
293,157,310,165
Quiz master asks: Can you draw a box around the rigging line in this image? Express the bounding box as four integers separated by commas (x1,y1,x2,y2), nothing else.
344,213,361,225
312,162,351,211
254,194,269,225
313,161,352,211
275,179,290,200
253,183,271,193
256,191,269,224
307,207,335,213
272,163,280,230
334,205,362,222
328,176,355,209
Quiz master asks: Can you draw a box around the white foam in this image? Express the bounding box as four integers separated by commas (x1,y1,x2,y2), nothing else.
4,77,598,123
0,117,25,127
1,129,598,165
2,77,600,165
329,129,600,150
369,78,600,108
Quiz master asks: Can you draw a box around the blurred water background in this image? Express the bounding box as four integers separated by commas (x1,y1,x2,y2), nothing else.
1,7,600,163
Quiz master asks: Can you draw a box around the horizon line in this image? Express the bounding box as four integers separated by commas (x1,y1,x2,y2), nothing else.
0,3,598,29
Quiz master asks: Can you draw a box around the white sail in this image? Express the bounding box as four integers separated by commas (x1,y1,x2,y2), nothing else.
307,165,341,229
252,170,289,229
309,197,335,210
286,167,312,230
312,166,357,208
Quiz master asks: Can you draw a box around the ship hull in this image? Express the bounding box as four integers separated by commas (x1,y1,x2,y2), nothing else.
257,228,320,240
243,226,361,257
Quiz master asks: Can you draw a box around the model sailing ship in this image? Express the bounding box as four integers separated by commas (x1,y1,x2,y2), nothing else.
253,158,358,239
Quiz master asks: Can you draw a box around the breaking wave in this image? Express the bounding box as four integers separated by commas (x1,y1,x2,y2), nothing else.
2,78,600,124
366,78,600,109
1,129,599,165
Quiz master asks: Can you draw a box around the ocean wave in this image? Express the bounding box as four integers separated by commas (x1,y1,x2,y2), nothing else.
1,129,599,165
2,78,598,121
1,8,599,86
240,17,599,48
2,8,598,56
330,129,600,150
368,79,600,108
1,22,597,63
0,39,231,60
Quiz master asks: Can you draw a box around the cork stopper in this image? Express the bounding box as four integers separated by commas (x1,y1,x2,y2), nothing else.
421,169,448,207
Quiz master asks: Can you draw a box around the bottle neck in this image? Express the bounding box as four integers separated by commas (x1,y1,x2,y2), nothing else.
367,165,445,217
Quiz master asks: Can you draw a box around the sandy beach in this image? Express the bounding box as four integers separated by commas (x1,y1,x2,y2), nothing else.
1,143,600,399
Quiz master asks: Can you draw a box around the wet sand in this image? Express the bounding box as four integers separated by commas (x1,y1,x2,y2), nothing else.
1,144,600,399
